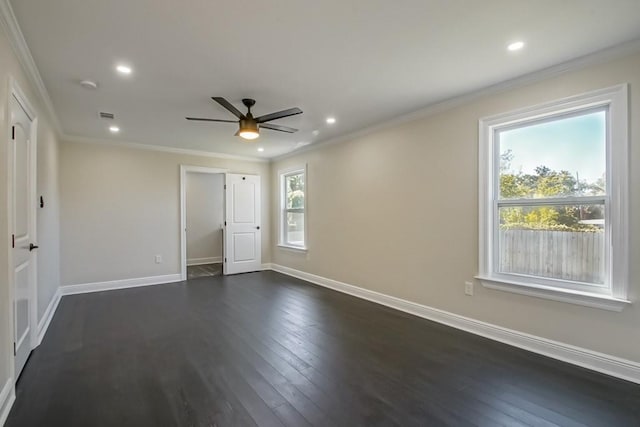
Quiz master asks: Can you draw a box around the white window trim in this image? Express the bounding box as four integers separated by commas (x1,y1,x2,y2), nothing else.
477,84,630,311
278,165,308,251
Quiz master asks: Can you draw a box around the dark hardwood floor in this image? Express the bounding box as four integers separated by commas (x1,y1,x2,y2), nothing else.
6,271,640,426
187,263,223,280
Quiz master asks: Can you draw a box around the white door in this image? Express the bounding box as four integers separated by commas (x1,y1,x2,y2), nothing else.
10,94,36,378
224,174,261,274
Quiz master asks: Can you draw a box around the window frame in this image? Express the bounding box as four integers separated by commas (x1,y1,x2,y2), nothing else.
278,165,307,251
477,85,629,311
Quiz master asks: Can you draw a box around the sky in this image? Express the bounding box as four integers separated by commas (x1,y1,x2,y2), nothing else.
499,109,606,184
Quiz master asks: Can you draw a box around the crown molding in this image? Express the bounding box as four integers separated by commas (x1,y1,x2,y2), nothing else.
3,0,639,162
275,38,640,162
0,0,62,134
63,134,269,163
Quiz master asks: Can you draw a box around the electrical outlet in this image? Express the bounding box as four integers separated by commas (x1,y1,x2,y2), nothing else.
155,255,162,264
464,281,474,296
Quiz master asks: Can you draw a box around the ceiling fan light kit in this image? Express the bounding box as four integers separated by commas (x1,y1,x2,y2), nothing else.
186,97,302,141
237,118,260,140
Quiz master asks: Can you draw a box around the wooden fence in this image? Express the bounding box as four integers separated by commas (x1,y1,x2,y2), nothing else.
499,229,605,284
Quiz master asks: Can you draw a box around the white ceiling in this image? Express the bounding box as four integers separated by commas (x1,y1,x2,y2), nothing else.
10,0,640,159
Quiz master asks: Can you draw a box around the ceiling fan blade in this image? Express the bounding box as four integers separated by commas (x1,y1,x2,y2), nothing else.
211,97,245,119
259,123,298,133
186,117,237,123
255,107,303,123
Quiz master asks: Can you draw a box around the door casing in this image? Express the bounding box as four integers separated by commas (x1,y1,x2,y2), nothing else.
6,77,38,383
179,165,228,281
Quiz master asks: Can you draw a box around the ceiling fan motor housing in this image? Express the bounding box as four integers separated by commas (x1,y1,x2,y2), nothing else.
239,117,259,133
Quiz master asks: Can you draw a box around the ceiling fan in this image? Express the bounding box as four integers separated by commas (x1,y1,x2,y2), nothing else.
186,97,303,140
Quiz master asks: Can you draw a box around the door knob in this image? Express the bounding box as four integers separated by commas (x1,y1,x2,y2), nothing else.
29,243,39,251
256,226,260,230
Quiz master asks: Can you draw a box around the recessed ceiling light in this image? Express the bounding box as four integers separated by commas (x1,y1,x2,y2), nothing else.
257,147,264,152
116,64,132,75
507,41,525,51
109,126,120,133
326,117,336,124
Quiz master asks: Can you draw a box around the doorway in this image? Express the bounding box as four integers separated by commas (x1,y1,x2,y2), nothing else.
181,167,226,280
179,166,263,280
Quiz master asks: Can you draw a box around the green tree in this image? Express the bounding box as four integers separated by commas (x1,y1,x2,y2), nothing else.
500,174,526,198
286,174,305,208
499,159,599,231
535,169,577,197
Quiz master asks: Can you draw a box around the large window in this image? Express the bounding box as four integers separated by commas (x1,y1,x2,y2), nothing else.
478,85,629,310
279,166,306,249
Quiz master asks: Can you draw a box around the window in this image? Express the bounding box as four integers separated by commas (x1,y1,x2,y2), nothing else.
478,85,629,311
279,166,306,249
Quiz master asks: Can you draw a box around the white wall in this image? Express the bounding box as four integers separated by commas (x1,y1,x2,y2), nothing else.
0,19,60,410
186,172,223,264
271,51,640,363
60,142,270,286
35,116,60,321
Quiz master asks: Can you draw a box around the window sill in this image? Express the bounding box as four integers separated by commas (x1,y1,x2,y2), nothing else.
475,275,630,312
277,244,308,253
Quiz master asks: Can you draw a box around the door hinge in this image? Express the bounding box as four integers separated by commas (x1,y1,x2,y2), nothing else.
11,126,15,140
224,258,227,263
13,342,16,355
12,234,15,248
224,221,226,226
224,184,227,190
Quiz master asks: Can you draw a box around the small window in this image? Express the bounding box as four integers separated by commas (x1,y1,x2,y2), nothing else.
279,166,306,249
478,85,629,310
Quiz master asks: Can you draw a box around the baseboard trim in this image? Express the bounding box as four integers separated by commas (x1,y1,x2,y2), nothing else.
60,274,182,296
0,377,15,427
37,288,61,345
187,256,222,266
269,264,640,384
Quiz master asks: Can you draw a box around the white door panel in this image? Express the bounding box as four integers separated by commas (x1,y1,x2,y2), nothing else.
10,93,36,379
224,174,261,274
233,233,256,261
14,135,29,237
14,263,30,348
232,182,256,223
